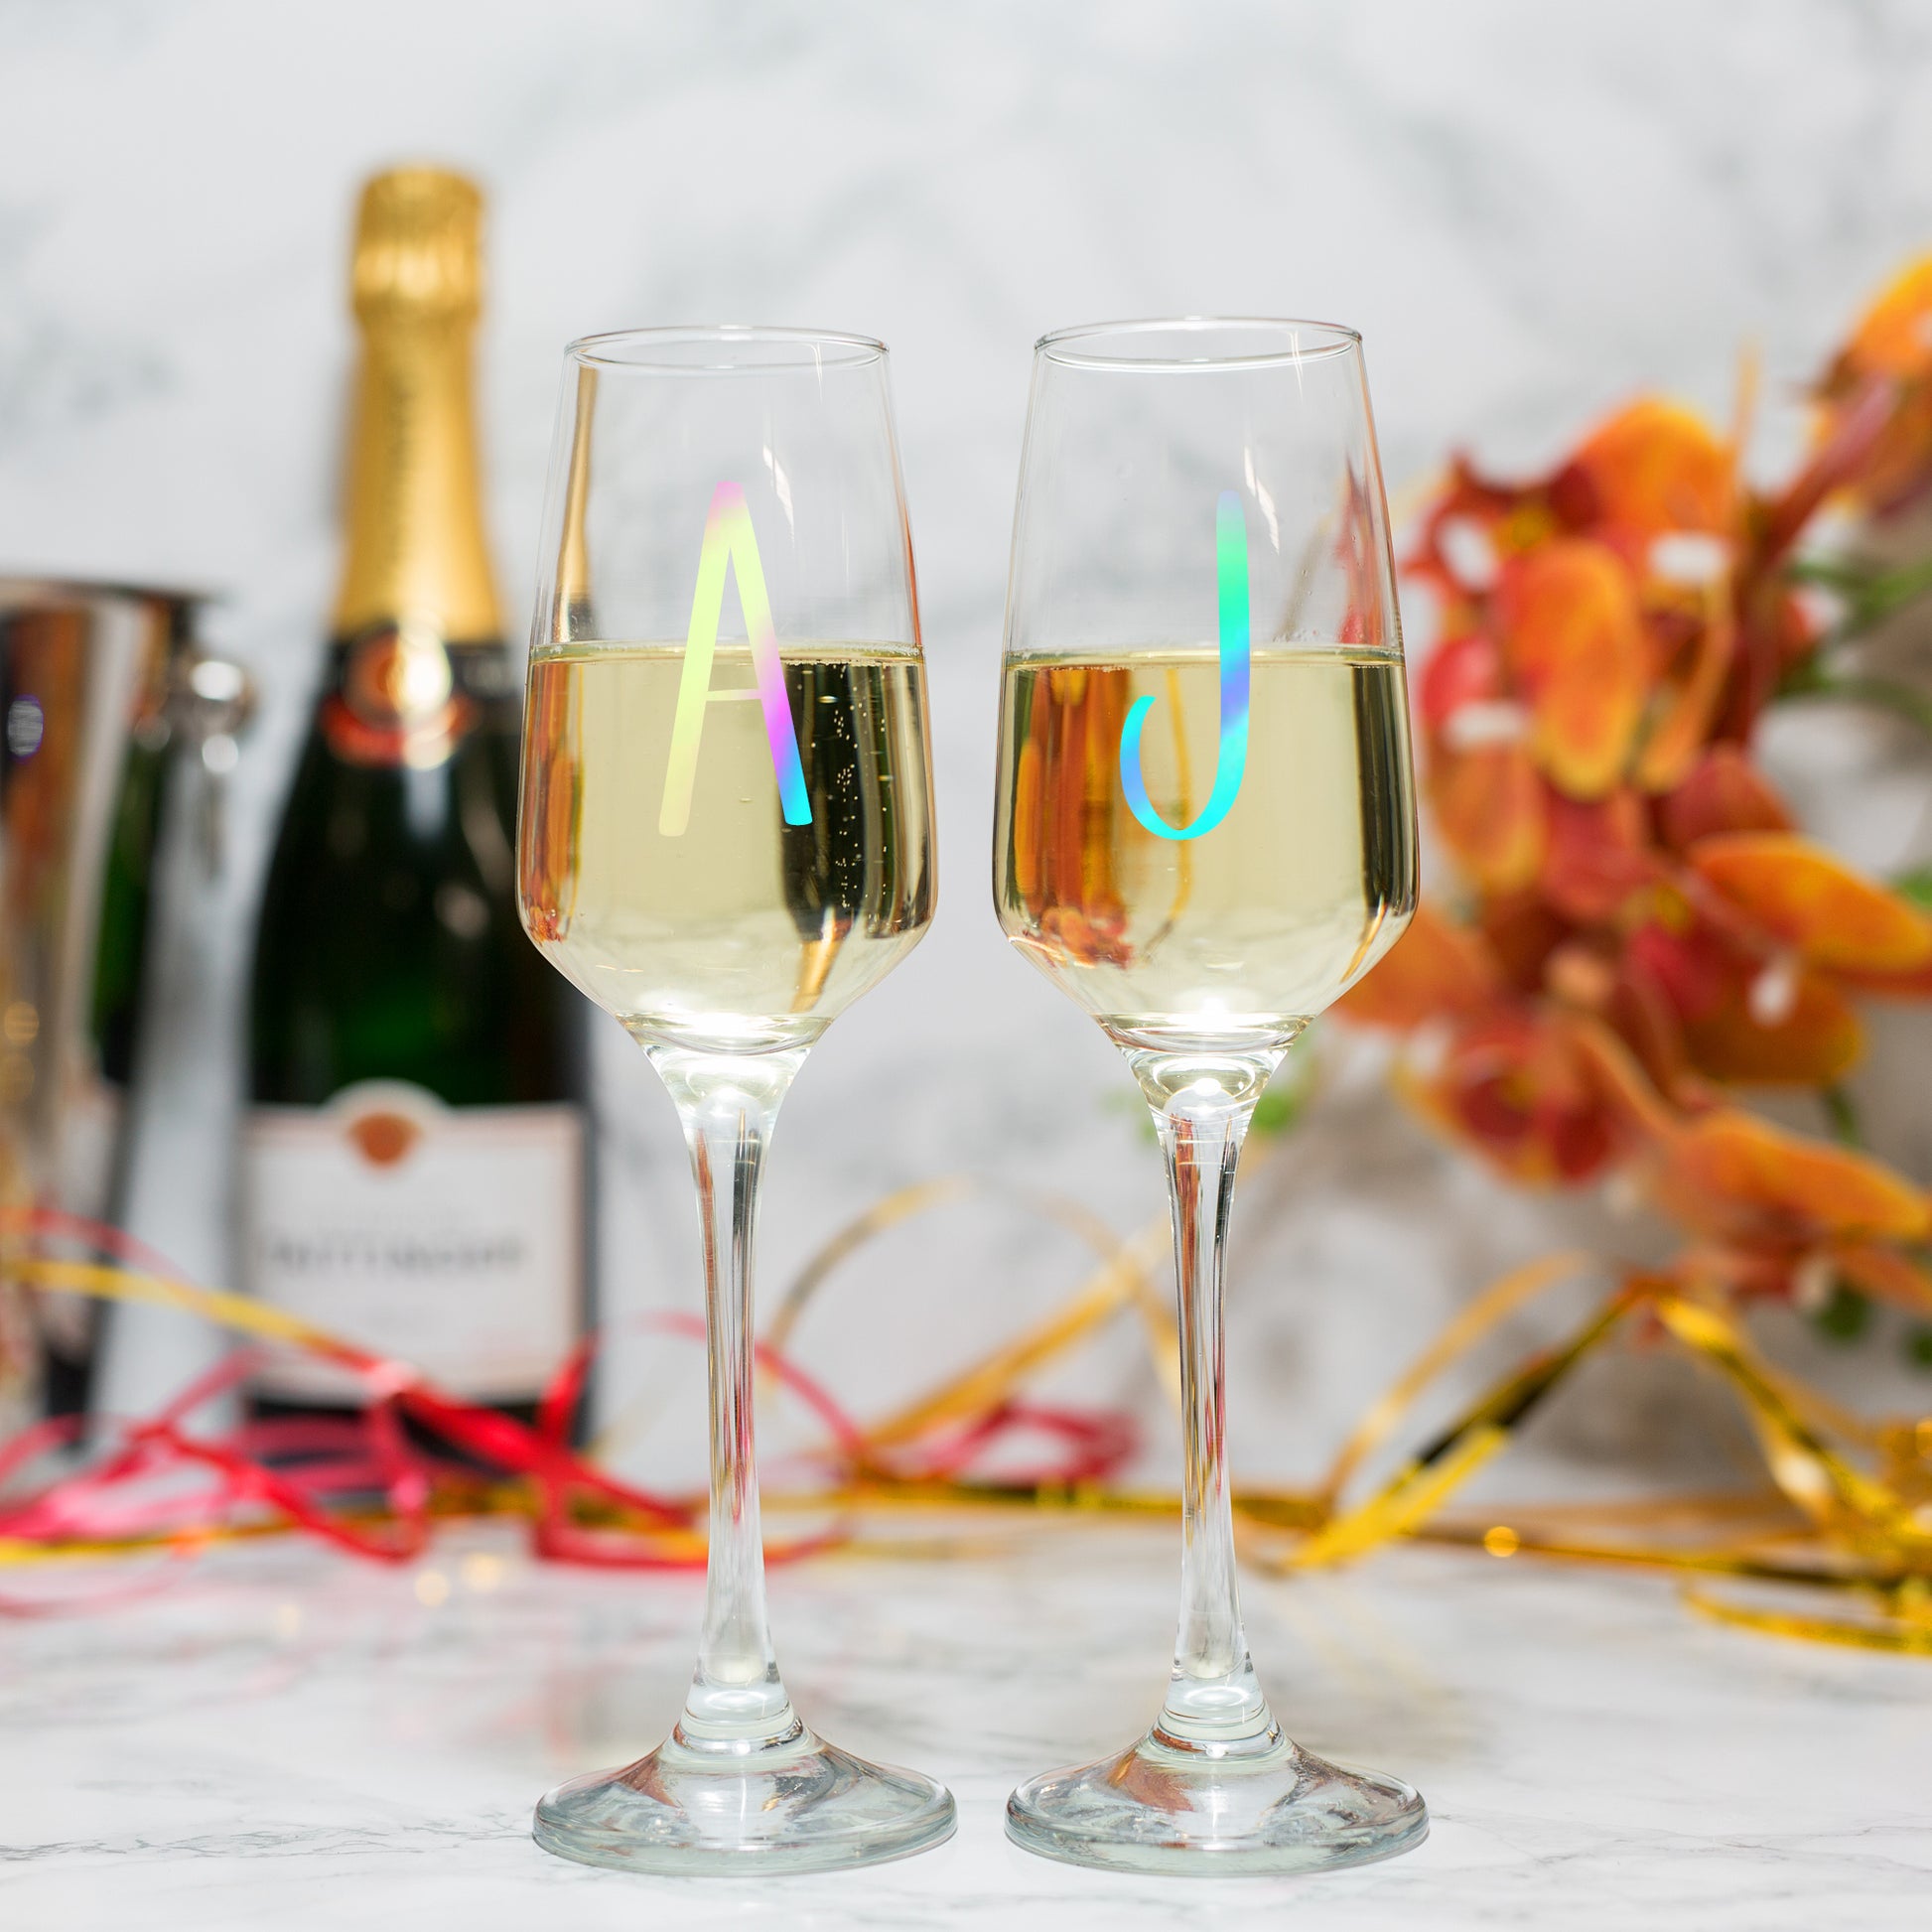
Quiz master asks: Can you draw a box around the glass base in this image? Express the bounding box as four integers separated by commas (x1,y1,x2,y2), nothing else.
1007,1718,1427,1876
533,1715,957,1875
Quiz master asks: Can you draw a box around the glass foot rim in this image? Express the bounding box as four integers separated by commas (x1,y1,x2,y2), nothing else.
532,1730,957,1876
1006,1734,1428,1877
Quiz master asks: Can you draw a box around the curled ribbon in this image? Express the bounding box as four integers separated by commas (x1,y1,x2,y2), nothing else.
3,1178,1929,1655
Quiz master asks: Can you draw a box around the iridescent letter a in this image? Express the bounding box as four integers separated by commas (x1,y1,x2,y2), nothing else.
658,482,811,837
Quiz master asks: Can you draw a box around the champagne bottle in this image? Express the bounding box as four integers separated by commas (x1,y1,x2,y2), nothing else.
243,168,591,1424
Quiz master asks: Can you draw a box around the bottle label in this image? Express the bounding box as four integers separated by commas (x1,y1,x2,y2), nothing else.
242,1081,584,1403
321,622,481,768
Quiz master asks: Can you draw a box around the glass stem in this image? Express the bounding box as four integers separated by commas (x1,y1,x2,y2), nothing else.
1132,1046,1284,1747
649,1043,808,1748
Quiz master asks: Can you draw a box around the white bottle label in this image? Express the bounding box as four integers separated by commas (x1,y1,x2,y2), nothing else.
242,1080,584,1403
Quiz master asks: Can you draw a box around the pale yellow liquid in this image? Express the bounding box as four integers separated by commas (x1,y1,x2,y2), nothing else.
993,648,1416,1045
520,643,934,1049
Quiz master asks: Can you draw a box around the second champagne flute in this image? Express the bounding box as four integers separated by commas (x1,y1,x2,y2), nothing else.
993,318,1427,1873
517,326,953,1872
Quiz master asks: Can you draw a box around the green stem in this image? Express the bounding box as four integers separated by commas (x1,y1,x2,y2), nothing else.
1788,551,1932,630
1778,665,1932,740
1821,1083,1863,1150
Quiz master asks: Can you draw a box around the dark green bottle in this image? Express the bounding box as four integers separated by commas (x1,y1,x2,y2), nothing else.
244,169,591,1424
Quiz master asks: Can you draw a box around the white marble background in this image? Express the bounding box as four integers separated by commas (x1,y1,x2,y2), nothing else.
4,0,1932,1482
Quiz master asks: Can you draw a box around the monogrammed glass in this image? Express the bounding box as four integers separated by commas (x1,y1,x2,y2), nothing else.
518,327,951,1872
993,319,1427,1873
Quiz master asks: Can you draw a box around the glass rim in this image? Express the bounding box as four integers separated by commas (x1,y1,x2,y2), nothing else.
1034,316,1363,371
566,323,890,373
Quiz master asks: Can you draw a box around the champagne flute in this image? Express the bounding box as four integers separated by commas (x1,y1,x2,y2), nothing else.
993,319,1427,1873
517,326,953,1872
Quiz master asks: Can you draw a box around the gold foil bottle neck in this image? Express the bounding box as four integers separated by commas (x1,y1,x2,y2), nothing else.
351,167,483,325
333,165,501,642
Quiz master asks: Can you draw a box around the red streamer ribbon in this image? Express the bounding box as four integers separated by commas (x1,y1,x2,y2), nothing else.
0,1209,1139,1610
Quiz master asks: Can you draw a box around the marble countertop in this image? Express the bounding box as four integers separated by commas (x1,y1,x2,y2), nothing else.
1,1517,1925,1931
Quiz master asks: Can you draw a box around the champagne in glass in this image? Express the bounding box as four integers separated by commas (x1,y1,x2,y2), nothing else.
517,328,952,1873
993,320,1427,1874
523,644,931,1035
997,648,1413,1034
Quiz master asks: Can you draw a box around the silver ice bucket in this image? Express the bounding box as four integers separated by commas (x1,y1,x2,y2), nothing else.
0,579,249,1424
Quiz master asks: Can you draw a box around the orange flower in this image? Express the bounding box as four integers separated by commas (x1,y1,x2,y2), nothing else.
1338,901,1501,1030
1339,256,1932,1322
1428,741,1547,894
1633,579,1735,792
1407,1011,1628,1186
1676,964,1862,1088
1538,787,1655,924
1655,1109,1931,1248
1655,746,1792,852
1689,833,1932,976
1836,256,1932,381
1496,541,1648,798
1811,253,1932,517
1566,399,1735,540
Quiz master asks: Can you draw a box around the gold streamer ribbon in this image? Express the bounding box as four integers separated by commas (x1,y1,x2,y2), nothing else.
6,1182,1931,1656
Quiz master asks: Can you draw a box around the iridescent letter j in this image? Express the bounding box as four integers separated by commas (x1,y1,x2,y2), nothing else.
1118,490,1252,841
